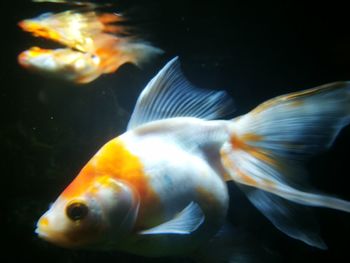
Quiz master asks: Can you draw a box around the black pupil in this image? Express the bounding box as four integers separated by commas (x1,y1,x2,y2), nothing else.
66,202,88,221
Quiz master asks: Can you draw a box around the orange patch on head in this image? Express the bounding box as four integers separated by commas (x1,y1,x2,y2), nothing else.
61,138,160,213
61,164,96,199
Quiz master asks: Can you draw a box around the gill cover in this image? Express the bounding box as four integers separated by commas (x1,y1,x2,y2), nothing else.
36,177,139,248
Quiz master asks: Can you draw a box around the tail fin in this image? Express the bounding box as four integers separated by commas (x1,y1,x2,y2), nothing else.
117,39,164,67
94,36,163,74
220,81,350,246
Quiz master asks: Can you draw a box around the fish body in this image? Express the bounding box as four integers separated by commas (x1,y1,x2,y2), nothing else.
18,8,163,83
115,118,230,256
36,58,350,260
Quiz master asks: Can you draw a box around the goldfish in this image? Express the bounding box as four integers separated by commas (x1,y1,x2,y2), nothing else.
18,8,163,83
35,57,350,260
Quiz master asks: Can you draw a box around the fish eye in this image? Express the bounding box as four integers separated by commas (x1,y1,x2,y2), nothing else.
66,201,89,221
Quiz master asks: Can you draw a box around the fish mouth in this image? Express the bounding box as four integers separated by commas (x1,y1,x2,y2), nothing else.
18,20,82,58
34,216,69,246
35,215,52,240
35,226,50,239
17,18,77,70
18,18,71,52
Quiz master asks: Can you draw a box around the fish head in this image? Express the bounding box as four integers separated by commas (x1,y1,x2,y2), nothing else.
18,14,62,42
35,175,139,248
18,11,112,52
18,47,101,83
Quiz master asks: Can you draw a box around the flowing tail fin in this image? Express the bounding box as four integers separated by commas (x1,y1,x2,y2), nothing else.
94,37,164,75
220,81,350,247
117,39,164,67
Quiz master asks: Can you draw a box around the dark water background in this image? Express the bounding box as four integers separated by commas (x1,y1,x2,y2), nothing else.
1,0,350,262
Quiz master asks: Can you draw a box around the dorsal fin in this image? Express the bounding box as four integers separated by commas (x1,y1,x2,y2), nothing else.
127,57,234,130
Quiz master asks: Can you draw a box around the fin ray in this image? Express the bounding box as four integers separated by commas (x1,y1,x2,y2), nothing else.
127,57,234,130
221,81,350,212
239,185,327,249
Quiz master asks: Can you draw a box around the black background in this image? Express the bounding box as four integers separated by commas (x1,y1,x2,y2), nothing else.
1,0,350,262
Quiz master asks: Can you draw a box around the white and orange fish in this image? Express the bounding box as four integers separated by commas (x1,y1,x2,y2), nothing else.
35,58,350,260
18,9,163,83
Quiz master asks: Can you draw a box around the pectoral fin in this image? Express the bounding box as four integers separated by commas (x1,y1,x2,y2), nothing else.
139,202,205,235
